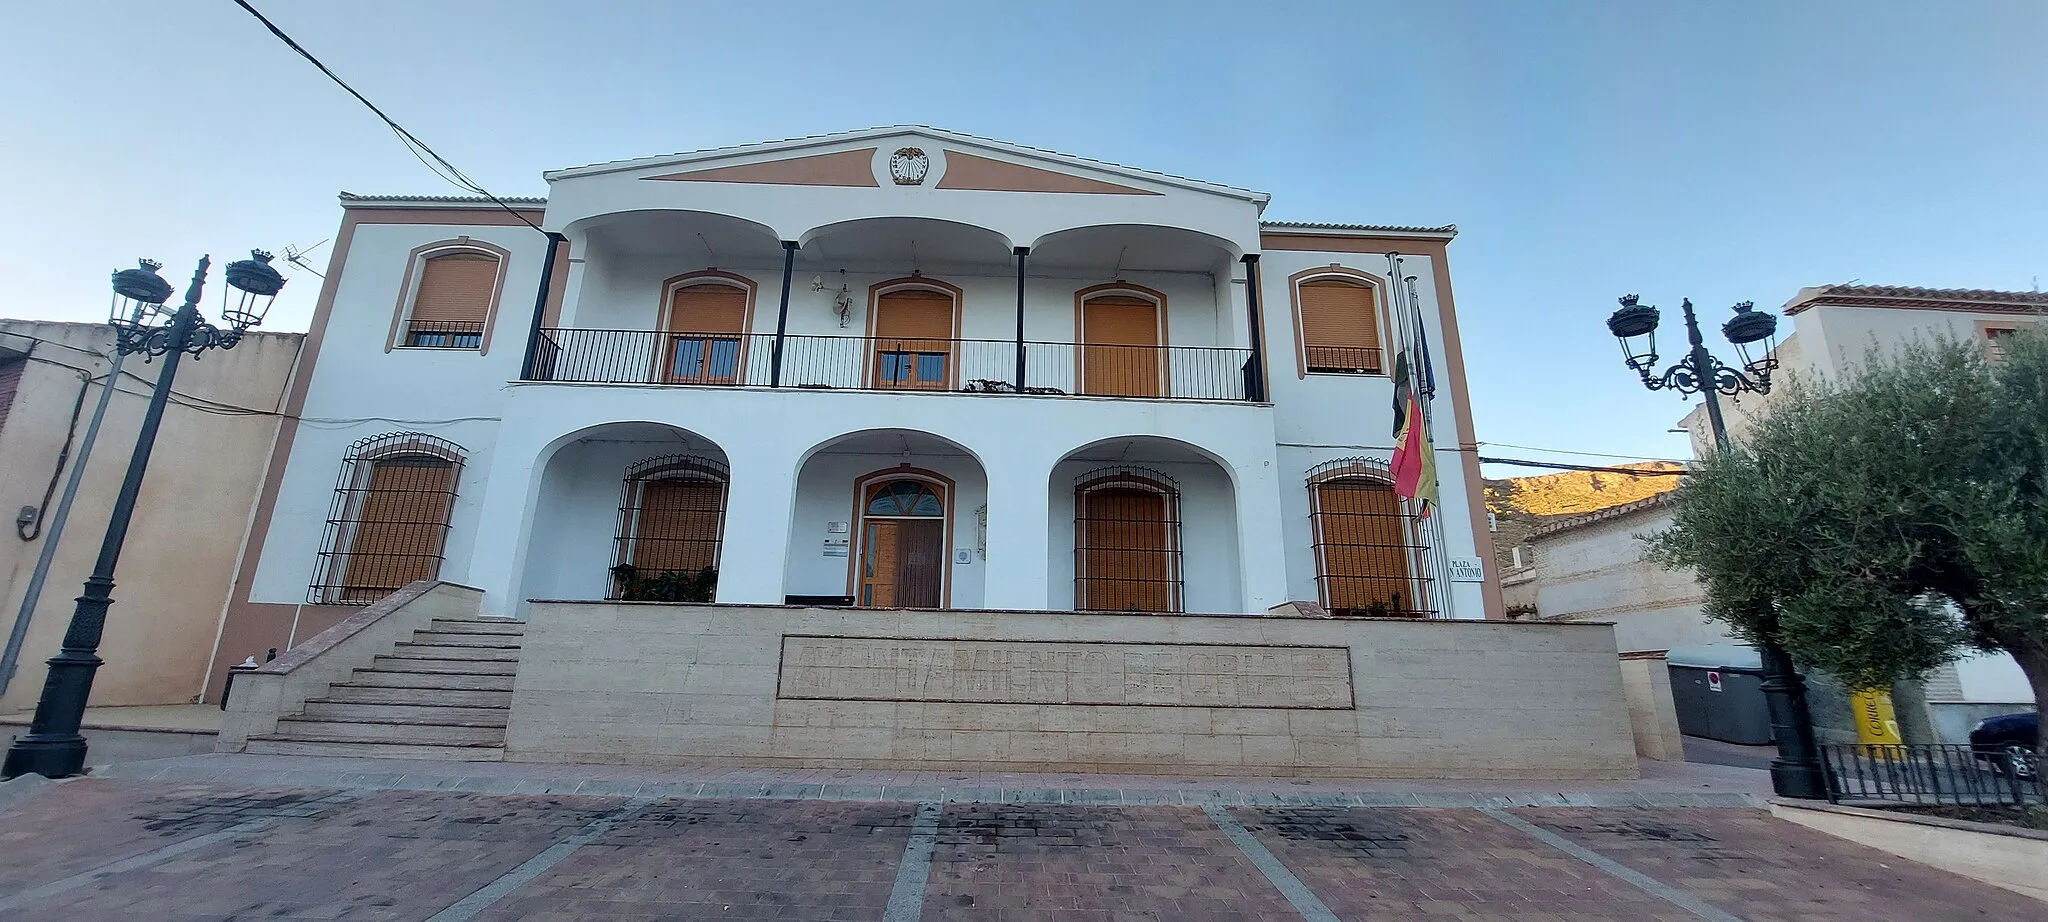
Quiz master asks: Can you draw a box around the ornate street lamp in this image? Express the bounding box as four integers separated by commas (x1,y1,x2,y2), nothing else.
1603,293,1828,800
3,253,283,780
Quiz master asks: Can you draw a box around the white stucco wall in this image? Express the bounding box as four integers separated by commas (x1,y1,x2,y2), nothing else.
1953,653,2035,704
781,451,989,608
246,220,551,605
239,135,1489,631
1527,504,1734,653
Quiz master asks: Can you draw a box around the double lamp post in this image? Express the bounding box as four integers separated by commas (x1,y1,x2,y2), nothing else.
2,253,283,780
1604,294,1828,799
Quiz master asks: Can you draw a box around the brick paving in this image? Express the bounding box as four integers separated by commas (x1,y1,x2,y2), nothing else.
923,804,1298,920
1511,807,2048,921
476,800,916,921
1233,806,1696,920
0,772,2038,920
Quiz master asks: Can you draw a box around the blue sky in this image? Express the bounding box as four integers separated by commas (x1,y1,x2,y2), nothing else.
5,1,2043,469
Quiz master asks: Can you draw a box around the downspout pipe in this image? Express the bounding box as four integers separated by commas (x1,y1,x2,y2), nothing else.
0,344,126,695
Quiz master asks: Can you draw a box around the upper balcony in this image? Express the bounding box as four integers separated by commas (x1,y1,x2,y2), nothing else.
527,205,1267,403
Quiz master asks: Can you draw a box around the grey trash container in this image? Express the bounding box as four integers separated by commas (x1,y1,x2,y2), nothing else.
1665,644,1774,745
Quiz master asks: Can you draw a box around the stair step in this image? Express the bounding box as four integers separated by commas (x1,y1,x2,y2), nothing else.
389,644,522,661
274,716,507,744
371,656,518,675
301,700,510,723
429,618,525,636
246,737,503,761
405,632,525,649
324,684,513,707
349,670,516,691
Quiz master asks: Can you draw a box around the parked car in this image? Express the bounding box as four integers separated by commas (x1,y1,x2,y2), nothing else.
1969,712,2039,780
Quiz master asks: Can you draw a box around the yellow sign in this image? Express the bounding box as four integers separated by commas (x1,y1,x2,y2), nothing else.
1852,689,1902,745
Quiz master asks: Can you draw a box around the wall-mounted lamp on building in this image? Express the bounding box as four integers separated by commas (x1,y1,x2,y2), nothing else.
5,251,284,781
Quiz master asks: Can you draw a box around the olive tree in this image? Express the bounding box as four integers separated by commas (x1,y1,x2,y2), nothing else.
1648,325,2048,761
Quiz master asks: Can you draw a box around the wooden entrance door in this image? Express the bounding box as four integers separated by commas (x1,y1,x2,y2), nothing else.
859,519,944,608
1080,295,1161,397
855,477,948,608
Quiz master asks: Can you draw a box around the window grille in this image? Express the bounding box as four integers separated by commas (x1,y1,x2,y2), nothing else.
309,432,465,604
1306,457,1445,618
609,454,729,599
1074,466,1183,612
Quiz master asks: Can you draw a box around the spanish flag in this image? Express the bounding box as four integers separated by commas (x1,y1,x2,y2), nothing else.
1390,353,1437,516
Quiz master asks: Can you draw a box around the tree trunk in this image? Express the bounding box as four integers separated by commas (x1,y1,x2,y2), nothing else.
2003,634,2048,776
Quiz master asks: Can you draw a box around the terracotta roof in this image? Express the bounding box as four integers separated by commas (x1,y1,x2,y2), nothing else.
1783,284,2048,316
338,192,546,206
1527,491,1678,540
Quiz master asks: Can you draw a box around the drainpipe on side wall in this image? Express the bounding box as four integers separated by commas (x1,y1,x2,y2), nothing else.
0,341,126,695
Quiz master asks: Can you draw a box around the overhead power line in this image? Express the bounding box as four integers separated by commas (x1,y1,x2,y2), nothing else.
1478,440,1688,463
229,0,544,234
1479,457,1688,476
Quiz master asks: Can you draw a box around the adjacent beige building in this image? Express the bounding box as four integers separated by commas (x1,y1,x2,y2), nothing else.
0,320,300,714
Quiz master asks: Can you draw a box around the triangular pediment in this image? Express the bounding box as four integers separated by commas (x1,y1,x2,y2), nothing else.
644,148,879,187
547,127,1267,204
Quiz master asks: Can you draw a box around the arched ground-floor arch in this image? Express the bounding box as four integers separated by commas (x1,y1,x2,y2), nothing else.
515,421,731,609
1047,436,1241,614
782,429,988,609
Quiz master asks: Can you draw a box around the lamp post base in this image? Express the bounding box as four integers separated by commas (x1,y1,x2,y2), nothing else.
0,735,87,780
1760,641,1830,799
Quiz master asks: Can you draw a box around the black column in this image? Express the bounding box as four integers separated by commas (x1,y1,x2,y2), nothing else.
519,233,566,381
1241,254,1267,402
1013,247,1029,391
771,241,797,387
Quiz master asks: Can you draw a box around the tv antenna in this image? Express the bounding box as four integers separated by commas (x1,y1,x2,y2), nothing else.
281,239,330,278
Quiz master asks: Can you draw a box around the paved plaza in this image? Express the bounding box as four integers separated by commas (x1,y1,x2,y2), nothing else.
0,754,2036,920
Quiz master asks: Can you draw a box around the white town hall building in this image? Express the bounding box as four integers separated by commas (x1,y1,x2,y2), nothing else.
214,128,1637,778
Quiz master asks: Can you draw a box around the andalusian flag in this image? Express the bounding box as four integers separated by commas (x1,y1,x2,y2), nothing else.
1390,353,1438,517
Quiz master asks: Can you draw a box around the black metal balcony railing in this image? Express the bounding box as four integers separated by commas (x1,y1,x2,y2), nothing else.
527,328,1257,401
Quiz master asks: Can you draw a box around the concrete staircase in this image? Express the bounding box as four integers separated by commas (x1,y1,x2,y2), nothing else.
244,618,522,760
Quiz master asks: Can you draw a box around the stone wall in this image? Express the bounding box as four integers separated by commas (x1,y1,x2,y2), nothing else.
505,603,1638,779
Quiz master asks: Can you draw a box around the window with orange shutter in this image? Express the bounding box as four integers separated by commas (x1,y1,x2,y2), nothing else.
870,287,956,389
662,285,749,384
1079,294,1163,397
1296,278,1384,374
1311,476,1427,617
1073,468,1182,612
609,454,729,599
310,433,466,604
403,251,500,349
